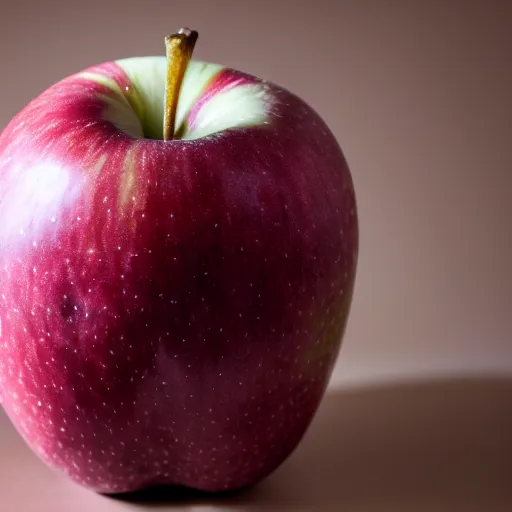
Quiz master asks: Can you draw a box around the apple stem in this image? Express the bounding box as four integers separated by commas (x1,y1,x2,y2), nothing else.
163,28,198,141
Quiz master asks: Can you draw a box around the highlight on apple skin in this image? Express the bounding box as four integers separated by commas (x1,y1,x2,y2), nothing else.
0,29,358,494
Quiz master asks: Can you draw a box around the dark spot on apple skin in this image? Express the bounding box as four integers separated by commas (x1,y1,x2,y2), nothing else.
60,293,78,320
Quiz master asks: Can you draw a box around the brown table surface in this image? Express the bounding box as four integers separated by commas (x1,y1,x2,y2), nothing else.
1,377,511,511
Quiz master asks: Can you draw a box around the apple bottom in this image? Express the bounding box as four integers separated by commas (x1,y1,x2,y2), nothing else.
106,400,320,496
3,366,331,494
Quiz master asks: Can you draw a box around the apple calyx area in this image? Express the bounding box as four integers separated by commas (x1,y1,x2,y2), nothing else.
107,57,273,141
163,28,198,141
103,26,274,142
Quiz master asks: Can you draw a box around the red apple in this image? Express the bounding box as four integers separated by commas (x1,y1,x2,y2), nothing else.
0,29,358,494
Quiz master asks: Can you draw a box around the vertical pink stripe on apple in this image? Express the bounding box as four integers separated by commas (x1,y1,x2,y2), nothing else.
86,62,133,92
186,70,256,130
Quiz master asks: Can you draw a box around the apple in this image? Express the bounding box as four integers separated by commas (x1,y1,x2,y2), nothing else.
0,28,358,494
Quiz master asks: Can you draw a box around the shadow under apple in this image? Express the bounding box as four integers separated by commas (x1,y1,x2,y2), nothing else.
113,376,512,511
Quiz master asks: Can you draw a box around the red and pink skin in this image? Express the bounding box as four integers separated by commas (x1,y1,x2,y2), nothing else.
0,57,358,494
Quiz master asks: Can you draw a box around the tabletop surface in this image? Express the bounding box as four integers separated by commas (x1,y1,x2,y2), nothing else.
1,377,511,511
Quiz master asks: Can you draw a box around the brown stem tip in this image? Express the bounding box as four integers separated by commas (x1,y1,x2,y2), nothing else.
163,28,199,141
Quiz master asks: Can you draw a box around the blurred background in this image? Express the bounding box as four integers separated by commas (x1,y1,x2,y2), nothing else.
0,1,511,510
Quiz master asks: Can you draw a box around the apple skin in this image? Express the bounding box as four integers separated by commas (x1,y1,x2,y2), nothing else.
0,56,358,493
